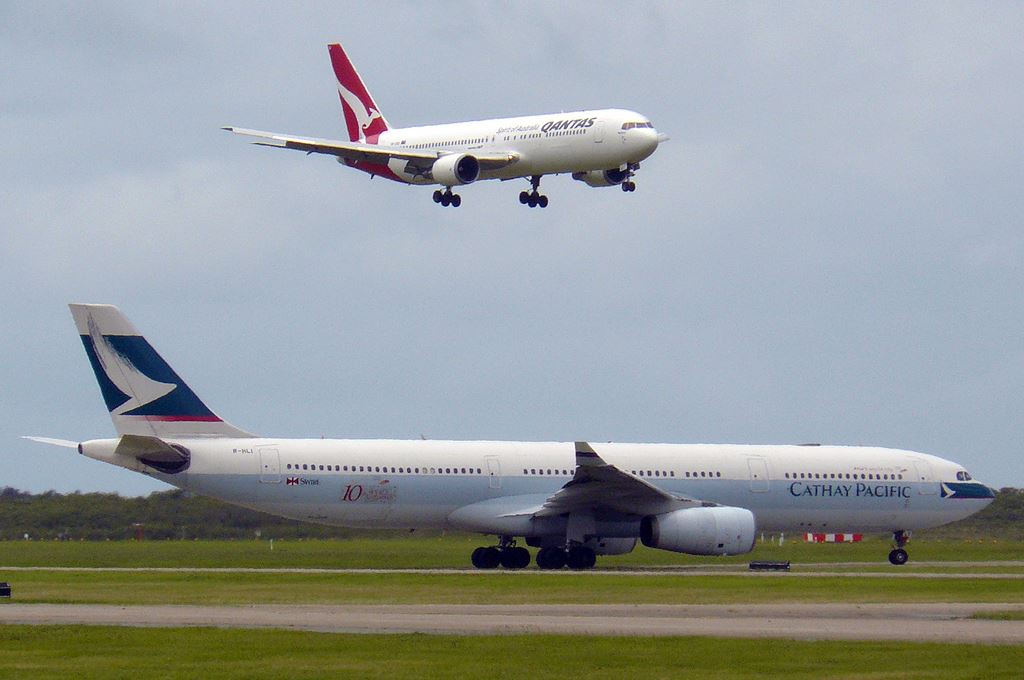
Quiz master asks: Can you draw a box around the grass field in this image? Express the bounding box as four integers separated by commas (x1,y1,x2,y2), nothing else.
3,569,1022,605
2,539,1021,676
1,534,1020,569
0,626,1021,680
0,537,1021,606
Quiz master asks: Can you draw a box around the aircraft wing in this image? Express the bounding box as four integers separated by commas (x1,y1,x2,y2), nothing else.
223,127,519,171
533,442,707,518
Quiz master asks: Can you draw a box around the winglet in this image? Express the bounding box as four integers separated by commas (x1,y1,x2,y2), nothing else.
575,441,604,467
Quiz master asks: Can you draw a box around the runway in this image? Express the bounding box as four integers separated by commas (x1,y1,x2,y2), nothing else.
2,603,1023,643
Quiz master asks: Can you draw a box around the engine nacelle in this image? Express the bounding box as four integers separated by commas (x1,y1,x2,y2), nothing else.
431,153,480,185
572,168,629,188
640,506,756,556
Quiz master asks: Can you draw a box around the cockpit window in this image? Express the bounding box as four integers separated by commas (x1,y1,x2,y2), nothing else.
956,471,973,481
621,121,654,130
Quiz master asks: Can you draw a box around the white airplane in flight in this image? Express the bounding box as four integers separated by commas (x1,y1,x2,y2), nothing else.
27,305,995,569
224,43,666,208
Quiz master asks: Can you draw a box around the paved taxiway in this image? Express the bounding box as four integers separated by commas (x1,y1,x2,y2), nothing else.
2,603,1023,643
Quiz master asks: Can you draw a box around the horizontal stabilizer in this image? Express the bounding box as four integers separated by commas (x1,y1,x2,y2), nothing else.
115,435,185,463
115,434,191,474
22,436,78,449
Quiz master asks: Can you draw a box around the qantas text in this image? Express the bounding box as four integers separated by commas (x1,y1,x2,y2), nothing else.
541,117,596,133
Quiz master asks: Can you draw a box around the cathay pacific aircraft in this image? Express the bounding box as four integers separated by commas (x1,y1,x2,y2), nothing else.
27,305,995,569
223,43,666,208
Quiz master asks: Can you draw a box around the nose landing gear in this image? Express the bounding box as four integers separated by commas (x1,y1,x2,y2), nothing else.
888,530,910,565
519,175,548,208
433,188,462,207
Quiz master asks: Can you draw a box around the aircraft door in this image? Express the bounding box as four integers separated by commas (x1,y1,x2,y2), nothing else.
259,448,281,483
485,455,501,489
747,457,770,492
593,121,605,143
912,460,936,494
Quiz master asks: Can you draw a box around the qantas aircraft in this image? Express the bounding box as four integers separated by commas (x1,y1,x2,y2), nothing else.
27,305,995,569
223,43,666,207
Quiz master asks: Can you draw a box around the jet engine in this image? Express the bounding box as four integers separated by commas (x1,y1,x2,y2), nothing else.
431,153,480,185
640,506,755,556
571,168,629,187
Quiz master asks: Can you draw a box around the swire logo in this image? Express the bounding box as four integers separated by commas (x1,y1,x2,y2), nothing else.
286,477,299,486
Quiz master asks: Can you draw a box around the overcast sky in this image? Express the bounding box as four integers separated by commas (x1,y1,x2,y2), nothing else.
3,2,1022,496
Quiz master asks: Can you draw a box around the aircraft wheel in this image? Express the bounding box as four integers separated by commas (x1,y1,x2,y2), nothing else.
500,546,530,569
538,195,549,208
451,194,462,207
519,191,530,204
527,194,538,208
566,546,596,570
888,548,909,566
471,546,501,569
433,190,443,204
536,546,566,570
440,193,451,207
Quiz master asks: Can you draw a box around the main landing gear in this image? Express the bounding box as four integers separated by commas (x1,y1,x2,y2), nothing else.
470,537,530,570
537,545,596,571
888,530,910,565
519,175,548,208
433,188,462,207
470,541,598,570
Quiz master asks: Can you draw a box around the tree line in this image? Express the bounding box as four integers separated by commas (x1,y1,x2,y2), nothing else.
1,486,1021,541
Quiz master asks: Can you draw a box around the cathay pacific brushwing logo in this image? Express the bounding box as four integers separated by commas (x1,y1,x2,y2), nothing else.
337,82,382,136
87,314,176,415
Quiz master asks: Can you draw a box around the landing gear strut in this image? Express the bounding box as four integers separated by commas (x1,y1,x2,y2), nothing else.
519,175,548,208
620,163,640,192
433,188,462,208
470,537,530,570
888,530,910,565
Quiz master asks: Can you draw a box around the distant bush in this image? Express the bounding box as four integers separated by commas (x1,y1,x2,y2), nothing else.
0,487,387,540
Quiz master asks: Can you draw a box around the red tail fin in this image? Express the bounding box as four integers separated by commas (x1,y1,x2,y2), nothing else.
328,43,389,142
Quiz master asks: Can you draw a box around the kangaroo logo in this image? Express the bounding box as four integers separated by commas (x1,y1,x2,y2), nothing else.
337,82,382,138
87,313,176,415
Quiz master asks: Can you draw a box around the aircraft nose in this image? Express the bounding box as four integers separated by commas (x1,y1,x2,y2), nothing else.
636,127,661,157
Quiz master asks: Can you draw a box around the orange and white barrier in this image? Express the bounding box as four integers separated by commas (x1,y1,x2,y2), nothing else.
804,533,862,543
